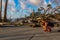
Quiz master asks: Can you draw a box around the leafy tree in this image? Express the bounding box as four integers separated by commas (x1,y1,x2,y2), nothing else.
53,6,60,14
46,4,52,14
39,7,45,14
38,8,41,11
47,4,51,8
50,0,60,6
30,10,35,18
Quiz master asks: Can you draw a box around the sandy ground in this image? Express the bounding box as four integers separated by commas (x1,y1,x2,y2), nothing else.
0,26,60,40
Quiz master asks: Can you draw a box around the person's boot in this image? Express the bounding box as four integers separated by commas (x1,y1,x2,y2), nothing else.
44,29,47,32
47,28,51,32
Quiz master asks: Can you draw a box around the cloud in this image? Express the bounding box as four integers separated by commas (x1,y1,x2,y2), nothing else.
18,0,48,17
28,0,47,6
50,0,60,5
8,0,15,6
27,8,33,16
8,0,16,12
42,0,47,10
49,1,51,4
27,8,32,13
19,0,47,9
10,7,16,12
7,0,17,19
20,1,26,9
29,0,40,5
18,0,27,9
18,0,47,11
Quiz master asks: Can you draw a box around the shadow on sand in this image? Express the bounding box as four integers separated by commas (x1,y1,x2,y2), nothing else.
58,30,60,32
0,25,19,28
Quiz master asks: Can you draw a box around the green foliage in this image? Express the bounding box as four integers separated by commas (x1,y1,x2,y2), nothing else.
47,4,51,8
38,8,41,11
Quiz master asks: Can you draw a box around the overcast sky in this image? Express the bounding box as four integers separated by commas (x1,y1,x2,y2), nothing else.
2,0,60,19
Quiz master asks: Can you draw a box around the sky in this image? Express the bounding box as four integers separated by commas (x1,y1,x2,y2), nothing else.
2,0,60,19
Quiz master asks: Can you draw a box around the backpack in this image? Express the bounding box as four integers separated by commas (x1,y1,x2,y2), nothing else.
47,22,54,27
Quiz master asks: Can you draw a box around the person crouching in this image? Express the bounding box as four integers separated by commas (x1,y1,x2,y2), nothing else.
41,19,51,32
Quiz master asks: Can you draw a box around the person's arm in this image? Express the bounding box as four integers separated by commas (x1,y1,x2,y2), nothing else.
45,22,48,27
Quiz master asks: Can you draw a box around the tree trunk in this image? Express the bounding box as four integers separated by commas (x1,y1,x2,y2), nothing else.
4,0,8,22
0,0,2,22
